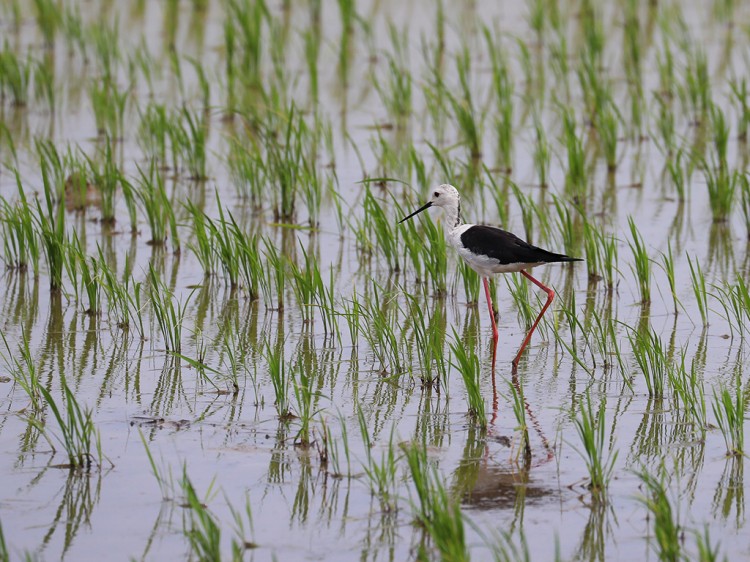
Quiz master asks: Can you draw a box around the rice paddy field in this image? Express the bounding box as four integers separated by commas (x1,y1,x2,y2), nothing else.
1,0,750,560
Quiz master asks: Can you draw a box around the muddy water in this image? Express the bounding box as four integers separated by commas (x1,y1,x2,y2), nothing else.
0,0,749,560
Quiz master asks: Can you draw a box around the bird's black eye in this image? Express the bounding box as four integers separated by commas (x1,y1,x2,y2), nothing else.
433,191,440,198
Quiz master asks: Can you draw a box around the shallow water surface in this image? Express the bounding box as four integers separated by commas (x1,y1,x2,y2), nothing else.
0,0,749,560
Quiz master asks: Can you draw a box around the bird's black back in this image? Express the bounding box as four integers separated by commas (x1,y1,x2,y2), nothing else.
461,225,582,265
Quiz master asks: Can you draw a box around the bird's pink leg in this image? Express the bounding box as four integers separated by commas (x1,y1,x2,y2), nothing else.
483,277,499,370
512,270,555,370
483,277,499,342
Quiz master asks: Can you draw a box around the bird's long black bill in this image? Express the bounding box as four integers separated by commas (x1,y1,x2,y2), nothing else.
399,201,432,223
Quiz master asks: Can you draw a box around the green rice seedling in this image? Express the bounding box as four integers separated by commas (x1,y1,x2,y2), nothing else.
34,164,66,291
597,100,620,171
700,161,737,224
0,518,7,561
550,30,569,97
562,108,587,205
711,104,730,168
172,107,207,180
186,56,210,111
554,294,593,375
1,331,40,410
572,392,618,499
90,79,128,139
265,339,291,419
637,468,682,562
627,217,651,305
527,0,545,37
226,137,265,206
118,176,139,234
686,254,708,326
69,234,100,315
725,274,750,338
82,138,120,223
0,46,32,107
591,308,626,376
33,57,55,112
147,264,191,352
303,26,320,105
449,331,485,428
291,356,319,446
712,373,744,456
375,25,412,123
666,149,687,201
403,442,469,562
134,162,178,247
87,18,120,84
184,201,216,276
0,172,40,272
628,325,667,398
181,472,221,561
741,173,750,240
659,241,680,314
364,188,399,272
32,0,62,46
266,105,313,221
532,112,550,187
684,48,711,121
508,378,531,461
289,247,317,325
484,26,514,171
319,414,351,478
420,211,448,296
341,292,361,346
582,219,602,283
36,377,101,470
336,0,355,83
35,139,66,200
668,350,707,431
730,78,749,141
507,272,535,333
458,260,480,305
654,95,675,155
404,294,447,387
138,103,170,166
447,48,483,160
97,249,142,333
553,195,581,258
261,237,285,309
199,198,242,288
359,412,399,512
358,285,404,375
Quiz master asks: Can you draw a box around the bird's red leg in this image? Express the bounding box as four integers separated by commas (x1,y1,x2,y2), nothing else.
512,270,555,370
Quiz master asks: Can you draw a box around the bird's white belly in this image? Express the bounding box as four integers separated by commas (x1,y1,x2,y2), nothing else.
457,247,541,275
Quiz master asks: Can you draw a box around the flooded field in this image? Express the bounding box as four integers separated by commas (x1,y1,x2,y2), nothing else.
0,0,749,560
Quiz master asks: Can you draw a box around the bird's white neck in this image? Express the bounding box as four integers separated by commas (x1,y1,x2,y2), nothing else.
443,201,463,230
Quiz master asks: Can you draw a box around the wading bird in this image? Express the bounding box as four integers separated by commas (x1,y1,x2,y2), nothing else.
399,184,582,370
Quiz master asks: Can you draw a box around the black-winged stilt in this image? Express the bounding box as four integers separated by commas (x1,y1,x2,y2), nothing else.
399,184,582,369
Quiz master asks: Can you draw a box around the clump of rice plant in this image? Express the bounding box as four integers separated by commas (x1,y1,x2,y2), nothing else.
712,373,745,457
571,392,618,500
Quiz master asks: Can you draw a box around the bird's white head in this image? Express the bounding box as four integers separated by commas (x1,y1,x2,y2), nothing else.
399,184,462,228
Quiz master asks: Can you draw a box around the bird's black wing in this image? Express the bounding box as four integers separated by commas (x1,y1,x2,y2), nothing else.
460,225,581,265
